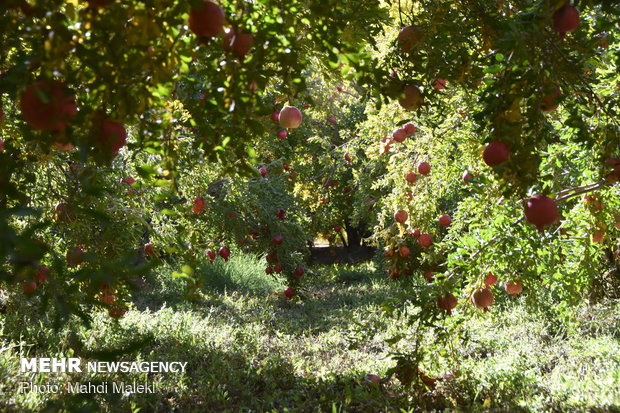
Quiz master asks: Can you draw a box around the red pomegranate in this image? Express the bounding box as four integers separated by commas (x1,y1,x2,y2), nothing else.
206,249,216,263
265,267,273,275
404,122,416,136
328,116,337,124
271,112,280,122
394,210,408,224
97,118,127,155
418,162,431,176
484,272,498,286
344,152,352,164
223,30,254,59
399,245,411,258
279,106,302,129
259,167,268,177
294,266,305,279
397,26,423,52
277,130,288,140
398,85,423,111
483,141,510,166
284,287,296,299
266,252,278,263
392,128,407,143
505,280,523,296
418,233,432,248
219,246,230,261
144,243,156,257
524,194,559,232
438,214,452,227
189,1,225,38
552,5,579,34
471,287,494,311
20,80,77,131
22,280,37,294
412,229,421,238
333,225,342,232
405,172,417,184
193,196,205,214
438,293,457,315
276,208,286,220
423,270,434,282
34,265,49,282
273,264,283,273
272,235,284,246
433,78,447,90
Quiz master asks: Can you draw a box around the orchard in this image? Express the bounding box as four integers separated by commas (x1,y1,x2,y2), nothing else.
0,0,619,411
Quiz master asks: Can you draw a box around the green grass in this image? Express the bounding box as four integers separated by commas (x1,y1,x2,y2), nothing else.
1,255,619,412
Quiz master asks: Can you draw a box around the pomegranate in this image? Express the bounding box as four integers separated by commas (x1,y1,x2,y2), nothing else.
552,5,579,34
20,80,77,131
418,162,431,176
423,271,434,282
283,163,290,171
364,374,381,385
272,235,284,246
433,78,446,90
265,267,273,275
397,26,423,52
277,130,288,140
399,245,411,258
392,128,407,143
54,202,74,222
398,85,423,111
524,194,559,232
404,122,416,136
34,265,49,282
438,293,457,315
223,30,254,59
483,141,510,166
206,249,216,263
333,225,342,232
294,266,305,279
438,214,451,227
273,264,283,273
328,116,337,124
412,229,421,238
541,87,561,112
259,167,268,177
271,112,280,122
394,210,408,224
121,176,135,185
279,106,302,129
284,287,295,299
418,233,432,248
505,280,523,296
219,246,230,262
97,118,127,155
344,152,352,164
484,272,498,286
471,287,494,311
405,172,417,184
276,208,286,220
189,1,225,38
22,280,37,294
144,243,156,257
266,252,278,263
193,196,205,214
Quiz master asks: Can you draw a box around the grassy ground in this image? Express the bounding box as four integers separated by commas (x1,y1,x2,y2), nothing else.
1,254,619,412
